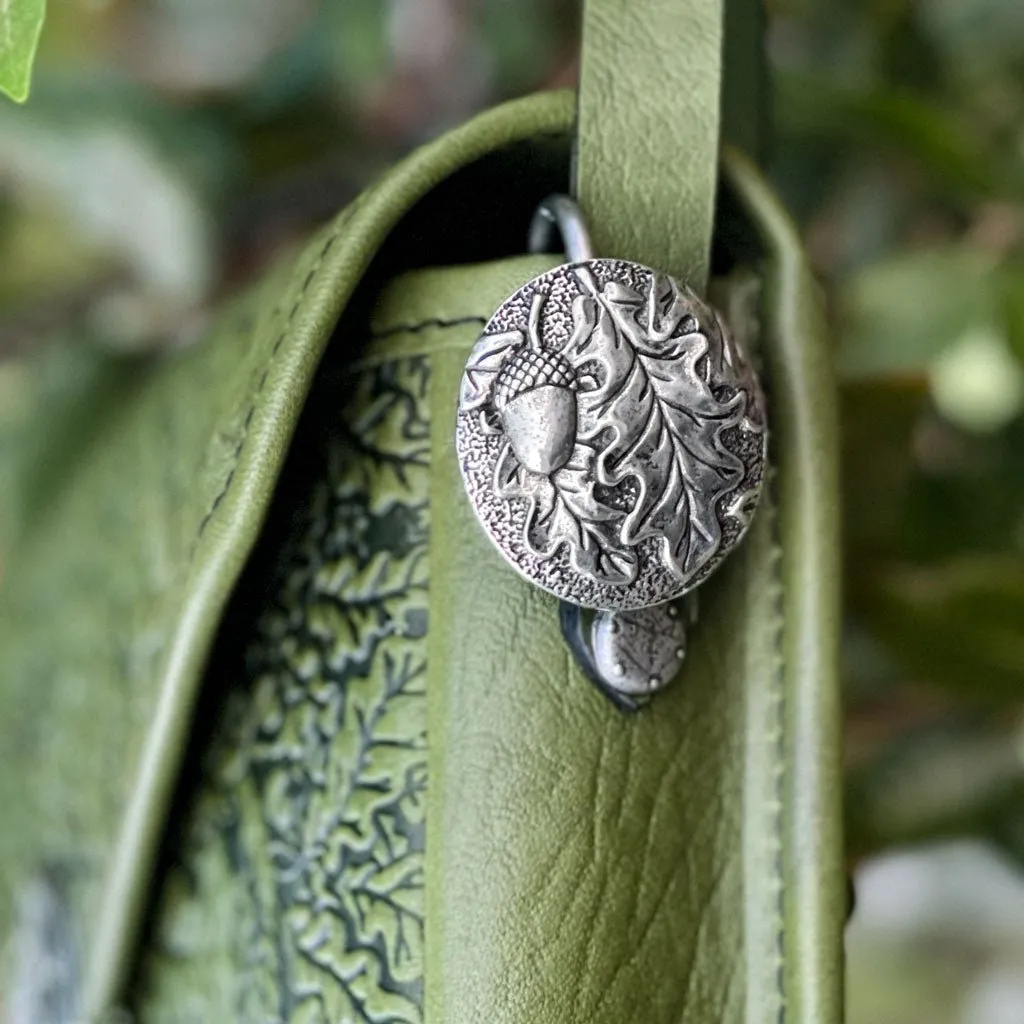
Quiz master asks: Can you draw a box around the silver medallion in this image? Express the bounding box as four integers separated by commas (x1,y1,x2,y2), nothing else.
456,257,767,611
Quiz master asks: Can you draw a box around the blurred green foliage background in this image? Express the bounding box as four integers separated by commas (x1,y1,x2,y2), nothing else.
3,1,1024,1021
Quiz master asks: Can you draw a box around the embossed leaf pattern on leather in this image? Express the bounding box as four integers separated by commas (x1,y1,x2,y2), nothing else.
134,358,429,1024
571,269,748,580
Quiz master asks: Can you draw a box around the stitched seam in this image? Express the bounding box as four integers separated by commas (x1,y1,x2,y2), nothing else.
768,467,787,1024
196,304,486,540
370,315,487,341
196,228,341,538
192,122,572,542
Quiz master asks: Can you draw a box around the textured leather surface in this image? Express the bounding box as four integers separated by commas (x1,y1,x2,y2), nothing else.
725,146,845,1022
117,223,842,1024
133,360,433,1023
369,206,843,1022
123,254,556,1023
0,91,575,1023
576,0,723,291
0,45,845,1024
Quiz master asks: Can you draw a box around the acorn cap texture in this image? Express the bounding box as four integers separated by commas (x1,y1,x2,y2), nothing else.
492,347,575,411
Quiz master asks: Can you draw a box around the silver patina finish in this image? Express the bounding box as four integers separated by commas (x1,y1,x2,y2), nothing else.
591,600,690,697
456,256,767,611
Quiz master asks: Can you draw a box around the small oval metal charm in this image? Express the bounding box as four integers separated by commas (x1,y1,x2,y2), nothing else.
455,196,767,700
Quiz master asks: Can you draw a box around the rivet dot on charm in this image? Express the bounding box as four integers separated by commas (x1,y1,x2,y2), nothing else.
456,258,767,611
591,603,689,698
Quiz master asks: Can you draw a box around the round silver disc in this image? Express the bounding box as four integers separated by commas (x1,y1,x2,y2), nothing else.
455,258,767,611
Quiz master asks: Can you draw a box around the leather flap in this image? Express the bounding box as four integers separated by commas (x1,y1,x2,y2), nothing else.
0,90,576,1020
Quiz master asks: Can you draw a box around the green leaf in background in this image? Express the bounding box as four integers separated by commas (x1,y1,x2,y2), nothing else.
776,73,1023,202
841,378,929,555
0,0,46,103
1000,257,1024,367
838,246,1024,432
853,557,1024,701
847,718,1024,857
930,326,1024,433
838,248,1001,378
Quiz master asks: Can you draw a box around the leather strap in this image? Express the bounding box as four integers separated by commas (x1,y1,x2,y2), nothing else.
401,261,784,1024
575,0,724,291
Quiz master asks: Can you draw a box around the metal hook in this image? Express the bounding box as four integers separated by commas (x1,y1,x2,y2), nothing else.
528,194,595,263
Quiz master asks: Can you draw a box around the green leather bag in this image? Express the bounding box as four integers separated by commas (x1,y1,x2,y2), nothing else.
0,1,844,1021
